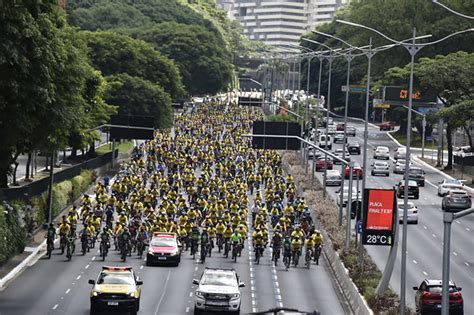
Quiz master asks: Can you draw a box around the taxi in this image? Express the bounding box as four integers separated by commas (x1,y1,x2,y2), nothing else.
88,266,142,315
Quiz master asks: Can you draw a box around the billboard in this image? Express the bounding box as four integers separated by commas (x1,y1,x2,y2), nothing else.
362,188,397,246
110,115,154,140
238,96,264,107
384,86,437,105
252,121,301,150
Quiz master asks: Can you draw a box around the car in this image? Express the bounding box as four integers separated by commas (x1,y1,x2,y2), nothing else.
397,201,418,224
379,121,395,131
333,131,347,143
324,170,342,186
318,134,332,150
336,186,360,207
146,232,181,266
327,124,337,135
453,145,474,157
336,122,345,131
442,190,471,212
321,116,333,127
373,146,390,160
89,266,142,315
193,268,245,314
396,180,419,199
344,163,363,179
315,157,333,171
371,161,390,176
438,179,465,196
403,167,425,186
333,148,351,164
307,146,322,160
413,279,463,315
393,158,412,174
346,142,361,155
394,147,407,160
346,126,356,136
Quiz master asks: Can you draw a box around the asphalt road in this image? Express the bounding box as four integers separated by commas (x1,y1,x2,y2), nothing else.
308,121,473,313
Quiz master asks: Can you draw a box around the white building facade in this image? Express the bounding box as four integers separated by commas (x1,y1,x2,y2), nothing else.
218,0,348,46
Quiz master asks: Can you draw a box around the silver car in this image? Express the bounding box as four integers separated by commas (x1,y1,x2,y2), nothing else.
373,146,390,160
393,159,412,174
324,170,342,186
193,268,245,314
371,161,390,176
437,179,464,196
398,201,418,224
394,147,407,160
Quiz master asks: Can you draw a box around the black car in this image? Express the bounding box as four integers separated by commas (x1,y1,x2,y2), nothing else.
413,279,463,315
403,167,425,186
396,180,419,199
442,190,471,212
346,142,361,155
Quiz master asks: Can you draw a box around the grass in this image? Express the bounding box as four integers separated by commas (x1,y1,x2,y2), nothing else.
391,132,438,150
96,141,134,155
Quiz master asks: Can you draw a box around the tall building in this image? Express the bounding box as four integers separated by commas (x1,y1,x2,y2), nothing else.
218,0,348,46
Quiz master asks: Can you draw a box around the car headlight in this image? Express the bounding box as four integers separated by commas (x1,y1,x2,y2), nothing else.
169,250,179,256
92,291,99,297
128,290,138,298
195,291,204,298
230,293,240,300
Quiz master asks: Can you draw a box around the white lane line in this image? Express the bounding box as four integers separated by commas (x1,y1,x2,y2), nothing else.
91,256,96,261
453,252,458,256
85,264,90,269
423,226,427,230
465,262,470,267
154,270,171,315
432,234,436,238
185,307,190,312
52,304,58,310
466,227,471,232
189,292,193,297
76,275,81,280
194,266,198,271
425,180,437,189
140,265,144,270
65,289,71,294
423,271,428,276
413,260,418,264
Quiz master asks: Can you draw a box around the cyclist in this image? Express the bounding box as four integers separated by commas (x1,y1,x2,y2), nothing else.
46,223,56,250
291,235,303,264
230,229,242,257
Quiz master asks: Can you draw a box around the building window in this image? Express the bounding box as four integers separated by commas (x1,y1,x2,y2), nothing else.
240,7,247,16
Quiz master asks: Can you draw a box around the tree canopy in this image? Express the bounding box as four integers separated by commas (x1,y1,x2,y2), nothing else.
80,31,185,99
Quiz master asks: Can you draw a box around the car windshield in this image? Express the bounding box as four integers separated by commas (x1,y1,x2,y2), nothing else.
445,179,462,185
97,272,134,285
409,169,423,175
151,238,176,247
201,273,236,287
375,162,387,166
377,147,389,152
427,286,458,293
398,202,415,209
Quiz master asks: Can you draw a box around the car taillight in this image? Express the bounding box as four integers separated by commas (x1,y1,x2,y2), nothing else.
421,291,432,300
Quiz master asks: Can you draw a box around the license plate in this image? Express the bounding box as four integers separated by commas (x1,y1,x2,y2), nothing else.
208,301,227,306
108,301,119,306
158,257,167,260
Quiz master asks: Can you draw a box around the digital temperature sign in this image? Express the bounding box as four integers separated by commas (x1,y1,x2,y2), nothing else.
362,189,397,246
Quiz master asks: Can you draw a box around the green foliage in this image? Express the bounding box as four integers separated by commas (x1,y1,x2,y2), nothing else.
105,73,173,128
52,181,73,218
130,22,233,95
0,202,27,266
80,31,185,99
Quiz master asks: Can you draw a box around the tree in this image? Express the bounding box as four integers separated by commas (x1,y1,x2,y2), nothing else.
105,74,172,129
80,31,185,99
130,22,233,95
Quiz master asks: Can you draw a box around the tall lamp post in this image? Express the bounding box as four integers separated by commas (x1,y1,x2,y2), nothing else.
337,19,473,314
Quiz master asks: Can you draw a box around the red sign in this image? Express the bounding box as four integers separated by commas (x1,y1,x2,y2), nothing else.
366,190,395,231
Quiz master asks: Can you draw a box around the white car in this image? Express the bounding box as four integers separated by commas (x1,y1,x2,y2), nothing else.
318,134,332,150
371,161,390,176
437,179,465,196
193,268,244,314
324,170,342,186
307,146,321,160
336,186,360,207
373,146,390,160
393,159,412,174
394,147,407,160
397,201,418,224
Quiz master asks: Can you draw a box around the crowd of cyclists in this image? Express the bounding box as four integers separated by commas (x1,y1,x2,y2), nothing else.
45,100,323,269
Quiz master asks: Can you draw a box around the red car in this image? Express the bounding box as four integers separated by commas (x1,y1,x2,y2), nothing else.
336,123,345,131
379,121,395,131
345,163,363,179
315,157,333,171
146,232,181,266
413,279,463,315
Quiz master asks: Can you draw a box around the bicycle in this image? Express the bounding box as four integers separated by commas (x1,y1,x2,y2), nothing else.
121,241,130,262
46,238,54,259
272,245,280,266
224,238,230,258
100,239,108,261
190,239,198,260
231,242,239,263
305,248,313,269
283,252,291,271
60,234,67,255
216,234,223,253
292,250,300,267
136,239,145,259
81,235,88,255
255,244,263,264
66,238,75,261
200,243,207,264
314,244,322,265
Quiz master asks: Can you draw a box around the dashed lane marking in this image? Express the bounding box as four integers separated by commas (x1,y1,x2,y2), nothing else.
76,275,81,280
140,265,144,270
432,234,436,238
466,227,471,232
154,270,171,315
85,264,90,269
52,304,58,310
465,262,470,267
186,307,190,312
91,256,96,261
189,292,193,297
453,252,458,256
423,271,428,276
65,289,70,294
413,260,418,264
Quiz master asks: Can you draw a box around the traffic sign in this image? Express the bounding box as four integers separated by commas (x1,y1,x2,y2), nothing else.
374,103,390,109
341,85,367,94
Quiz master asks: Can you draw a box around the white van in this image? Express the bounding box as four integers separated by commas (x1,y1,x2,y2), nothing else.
318,134,332,150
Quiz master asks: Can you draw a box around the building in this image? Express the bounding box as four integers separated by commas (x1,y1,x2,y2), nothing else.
218,0,348,46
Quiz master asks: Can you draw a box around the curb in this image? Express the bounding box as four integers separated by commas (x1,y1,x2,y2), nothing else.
0,240,46,290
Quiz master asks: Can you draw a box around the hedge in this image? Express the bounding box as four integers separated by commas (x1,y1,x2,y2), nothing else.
0,201,27,265
0,169,96,267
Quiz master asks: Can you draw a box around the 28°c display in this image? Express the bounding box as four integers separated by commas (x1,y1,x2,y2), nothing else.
362,188,397,246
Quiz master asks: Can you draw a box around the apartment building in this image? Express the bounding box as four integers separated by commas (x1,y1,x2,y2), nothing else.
218,0,348,46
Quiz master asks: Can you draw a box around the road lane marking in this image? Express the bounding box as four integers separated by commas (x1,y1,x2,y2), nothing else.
423,271,428,276
423,226,427,230
413,260,418,264
466,227,471,232
453,252,458,256
140,265,144,270
425,180,437,189
432,234,436,238
85,264,89,269
186,307,190,312
154,270,171,315
65,289,70,294
465,262,470,267
189,292,193,297
52,304,58,310
91,256,96,261
76,275,81,280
